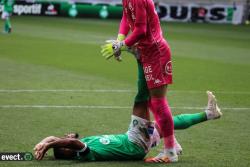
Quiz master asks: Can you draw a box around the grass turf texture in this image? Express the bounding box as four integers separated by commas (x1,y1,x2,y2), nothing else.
0,16,250,167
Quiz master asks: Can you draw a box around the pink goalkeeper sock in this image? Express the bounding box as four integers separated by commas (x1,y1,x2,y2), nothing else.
150,97,175,149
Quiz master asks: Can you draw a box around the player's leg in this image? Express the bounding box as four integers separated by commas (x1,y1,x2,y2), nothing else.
134,61,222,160
143,44,177,163
145,85,179,163
133,66,222,158
133,61,182,158
148,111,218,159
2,12,7,33
5,16,11,33
148,86,177,162
173,112,207,129
132,60,150,120
1,11,11,33
152,91,222,156
135,89,222,131
134,61,150,103
173,91,222,130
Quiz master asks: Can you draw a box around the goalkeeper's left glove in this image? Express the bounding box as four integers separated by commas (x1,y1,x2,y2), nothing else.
101,40,128,61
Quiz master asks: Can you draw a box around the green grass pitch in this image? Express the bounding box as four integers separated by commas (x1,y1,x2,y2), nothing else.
0,16,250,167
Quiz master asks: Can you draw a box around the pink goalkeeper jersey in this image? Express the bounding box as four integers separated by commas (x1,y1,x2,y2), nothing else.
119,0,165,51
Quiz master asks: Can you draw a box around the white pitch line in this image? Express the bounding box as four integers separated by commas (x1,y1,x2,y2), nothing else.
0,89,250,94
0,89,135,93
170,90,250,95
0,105,131,109
0,105,249,111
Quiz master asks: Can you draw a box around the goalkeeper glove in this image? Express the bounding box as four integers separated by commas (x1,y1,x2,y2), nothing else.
117,34,140,59
101,40,127,61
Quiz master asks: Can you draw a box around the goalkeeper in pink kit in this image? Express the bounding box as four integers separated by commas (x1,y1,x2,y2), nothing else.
102,0,178,163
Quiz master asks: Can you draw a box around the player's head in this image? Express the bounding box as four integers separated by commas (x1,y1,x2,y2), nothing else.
53,147,76,160
53,133,80,159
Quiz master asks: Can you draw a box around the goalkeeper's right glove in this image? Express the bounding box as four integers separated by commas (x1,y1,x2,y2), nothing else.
101,40,127,61
117,34,140,59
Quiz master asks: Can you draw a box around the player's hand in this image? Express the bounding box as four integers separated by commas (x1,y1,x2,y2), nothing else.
34,143,49,160
34,143,44,152
101,40,127,61
102,40,122,61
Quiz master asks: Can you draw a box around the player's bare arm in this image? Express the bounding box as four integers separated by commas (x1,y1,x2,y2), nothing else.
34,133,80,155
35,138,85,160
34,136,61,152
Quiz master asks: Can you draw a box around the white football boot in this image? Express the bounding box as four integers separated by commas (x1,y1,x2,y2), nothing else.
174,137,183,155
145,148,178,163
205,91,222,120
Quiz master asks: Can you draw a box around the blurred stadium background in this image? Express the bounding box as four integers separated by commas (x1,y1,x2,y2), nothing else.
0,0,250,167
1,0,250,24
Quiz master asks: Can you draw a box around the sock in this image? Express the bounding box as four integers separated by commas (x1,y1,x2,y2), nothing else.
163,135,175,151
6,18,11,31
173,112,207,130
150,97,174,149
205,109,216,120
4,20,8,32
164,147,177,157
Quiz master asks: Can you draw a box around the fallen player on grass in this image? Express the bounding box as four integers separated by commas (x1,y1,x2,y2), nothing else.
34,91,222,163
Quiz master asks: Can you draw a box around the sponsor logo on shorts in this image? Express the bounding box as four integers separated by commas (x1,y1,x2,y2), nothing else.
154,79,162,85
165,61,172,75
144,65,154,82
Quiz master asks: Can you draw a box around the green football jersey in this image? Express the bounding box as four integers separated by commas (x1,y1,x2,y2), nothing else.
77,134,146,161
1,0,15,13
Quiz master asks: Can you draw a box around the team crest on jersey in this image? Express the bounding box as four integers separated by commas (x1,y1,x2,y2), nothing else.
165,61,172,75
99,136,110,145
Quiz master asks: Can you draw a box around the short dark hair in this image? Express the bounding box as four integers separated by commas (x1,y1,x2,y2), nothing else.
53,148,77,160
